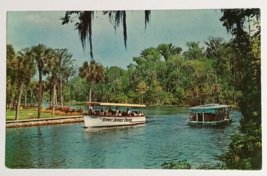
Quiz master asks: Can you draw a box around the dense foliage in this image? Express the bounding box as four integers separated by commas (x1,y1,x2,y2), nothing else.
217,9,261,170
67,40,238,107
6,45,76,119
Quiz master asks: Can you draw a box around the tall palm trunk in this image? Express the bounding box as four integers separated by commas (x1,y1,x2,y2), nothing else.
15,82,23,120
52,82,56,117
49,87,52,106
55,89,58,106
24,88,27,106
60,79,64,107
11,96,13,110
88,82,92,110
38,69,42,118
30,90,33,105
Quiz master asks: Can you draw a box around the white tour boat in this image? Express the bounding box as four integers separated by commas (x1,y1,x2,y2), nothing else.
83,102,146,128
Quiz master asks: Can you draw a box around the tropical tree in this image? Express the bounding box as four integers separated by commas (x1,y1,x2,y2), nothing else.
6,45,17,109
218,9,261,169
157,43,182,62
183,41,205,60
79,61,105,108
136,81,149,104
15,48,36,120
204,36,224,59
31,44,54,118
44,50,62,117
53,48,75,107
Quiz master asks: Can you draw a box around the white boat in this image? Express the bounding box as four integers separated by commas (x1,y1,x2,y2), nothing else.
83,102,146,128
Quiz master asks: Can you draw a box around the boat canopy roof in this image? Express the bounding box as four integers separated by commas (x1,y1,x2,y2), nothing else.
86,102,146,108
188,104,232,113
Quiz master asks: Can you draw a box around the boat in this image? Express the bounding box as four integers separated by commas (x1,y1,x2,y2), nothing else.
83,102,146,128
188,104,232,126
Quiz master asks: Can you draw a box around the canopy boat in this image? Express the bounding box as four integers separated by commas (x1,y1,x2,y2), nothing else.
188,104,232,126
83,102,146,128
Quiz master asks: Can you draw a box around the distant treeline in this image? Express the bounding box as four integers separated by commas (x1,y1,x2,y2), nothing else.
69,38,240,106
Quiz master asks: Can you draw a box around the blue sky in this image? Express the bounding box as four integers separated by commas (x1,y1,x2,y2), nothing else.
7,10,232,70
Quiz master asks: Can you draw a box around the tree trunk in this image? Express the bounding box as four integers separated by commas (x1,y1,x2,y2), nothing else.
24,88,27,106
11,98,13,110
30,90,33,105
88,83,92,110
15,82,23,120
52,83,56,117
55,88,58,106
60,79,63,107
38,69,42,118
157,92,159,105
49,87,52,106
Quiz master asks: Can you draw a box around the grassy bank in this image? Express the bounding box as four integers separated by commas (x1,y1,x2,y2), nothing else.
6,110,62,121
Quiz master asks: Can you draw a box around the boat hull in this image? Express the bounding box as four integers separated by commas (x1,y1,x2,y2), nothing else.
188,119,232,126
83,115,146,127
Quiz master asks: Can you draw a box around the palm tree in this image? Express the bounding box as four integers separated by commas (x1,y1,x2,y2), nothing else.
79,61,104,108
15,48,36,120
31,44,54,118
53,48,75,107
7,45,17,109
44,51,58,117
157,43,182,62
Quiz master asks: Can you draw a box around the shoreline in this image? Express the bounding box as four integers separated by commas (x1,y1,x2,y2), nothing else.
6,116,84,128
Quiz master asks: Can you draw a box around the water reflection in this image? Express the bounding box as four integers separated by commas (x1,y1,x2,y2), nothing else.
84,124,146,135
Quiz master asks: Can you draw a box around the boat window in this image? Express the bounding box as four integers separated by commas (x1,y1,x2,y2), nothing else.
87,107,145,116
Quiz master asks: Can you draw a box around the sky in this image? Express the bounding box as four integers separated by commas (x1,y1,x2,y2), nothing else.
7,10,232,71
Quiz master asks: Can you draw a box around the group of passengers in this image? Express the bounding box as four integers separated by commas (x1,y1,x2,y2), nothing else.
88,107,144,116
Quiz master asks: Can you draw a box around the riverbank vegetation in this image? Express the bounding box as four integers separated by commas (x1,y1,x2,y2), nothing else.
7,36,240,115
6,110,60,121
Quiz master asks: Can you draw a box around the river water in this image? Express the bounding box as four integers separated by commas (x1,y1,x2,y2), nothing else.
6,106,241,169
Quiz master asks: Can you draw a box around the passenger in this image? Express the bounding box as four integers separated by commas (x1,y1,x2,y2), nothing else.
133,111,137,116
89,108,92,114
127,108,131,115
118,111,122,116
108,108,112,113
138,111,142,116
115,109,119,116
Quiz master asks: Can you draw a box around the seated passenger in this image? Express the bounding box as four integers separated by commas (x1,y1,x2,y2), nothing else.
127,108,131,115
118,111,122,116
104,110,108,115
